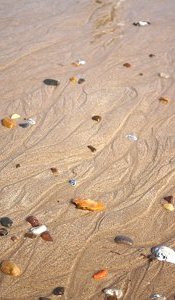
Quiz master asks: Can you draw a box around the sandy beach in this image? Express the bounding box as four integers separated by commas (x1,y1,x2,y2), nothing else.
0,0,175,299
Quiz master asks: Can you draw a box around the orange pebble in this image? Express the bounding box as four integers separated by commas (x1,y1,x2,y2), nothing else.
92,269,108,280
1,117,16,128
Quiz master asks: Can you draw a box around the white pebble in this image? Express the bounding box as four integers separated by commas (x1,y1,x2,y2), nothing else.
10,114,21,120
134,21,151,26
151,245,175,264
29,225,47,235
150,294,166,300
158,73,170,79
103,288,123,298
126,134,138,141
26,118,36,125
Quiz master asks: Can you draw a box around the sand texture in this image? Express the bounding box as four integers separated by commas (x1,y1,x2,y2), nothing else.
0,0,175,299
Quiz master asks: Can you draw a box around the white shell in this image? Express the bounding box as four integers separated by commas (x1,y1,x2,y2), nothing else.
158,73,170,79
10,114,21,119
77,59,86,65
137,21,150,26
151,245,175,264
103,288,123,298
26,118,36,125
29,225,47,235
150,293,166,300
126,134,138,141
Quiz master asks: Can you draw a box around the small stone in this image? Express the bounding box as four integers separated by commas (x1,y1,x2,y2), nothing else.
0,260,21,276
163,195,173,203
123,63,131,68
10,114,21,120
24,232,37,239
26,216,40,227
139,73,143,76
40,231,53,242
69,179,77,186
133,21,151,26
52,287,65,296
114,235,133,246
69,77,78,84
87,145,96,152
103,287,123,299
25,118,36,125
126,134,138,141
19,123,30,128
150,293,166,300
39,298,51,300
50,167,58,175
149,54,155,57
1,118,16,128
0,217,13,228
78,78,85,84
16,163,21,168
162,203,175,211
159,97,169,105
11,236,19,242
0,228,8,236
158,73,170,79
29,225,48,235
72,59,86,67
92,269,108,280
43,79,60,86
92,115,102,122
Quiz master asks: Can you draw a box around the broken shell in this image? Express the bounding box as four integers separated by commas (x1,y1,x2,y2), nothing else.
150,294,166,300
41,231,53,242
72,59,86,67
1,118,16,128
43,79,60,86
162,203,175,211
26,216,40,227
0,260,21,276
39,297,51,300
92,115,102,122
0,228,8,236
10,114,21,120
151,245,175,264
93,269,108,280
52,287,65,295
69,77,78,84
123,63,131,68
25,118,36,125
50,167,58,175
159,97,169,104
73,198,106,211
158,73,170,79
114,235,133,246
0,217,13,228
126,134,138,141
103,287,123,299
133,21,151,26
29,225,47,235
87,145,96,152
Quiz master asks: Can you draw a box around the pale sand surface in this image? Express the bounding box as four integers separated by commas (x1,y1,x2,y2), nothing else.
0,0,175,299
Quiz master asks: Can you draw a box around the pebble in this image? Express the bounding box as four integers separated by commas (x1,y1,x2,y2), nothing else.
149,54,155,57
50,167,58,175
43,79,60,86
162,203,175,211
158,73,170,79
26,216,40,227
11,236,19,242
41,231,53,242
24,232,37,239
10,114,21,120
103,287,123,299
0,228,8,236
93,269,108,280
163,195,173,203
73,198,106,212
25,118,36,125
19,123,30,128
69,179,77,186
29,225,47,235
133,21,151,26
69,76,78,84
78,78,85,84
87,145,96,152
52,287,65,296
159,97,169,105
1,117,16,128
114,235,133,246
16,163,21,168
151,245,175,264
123,63,131,68
126,134,138,141
0,217,13,228
92,115,102,122
72,59,86,66
39,298,51,300
0,260,21,276
150,294,166,300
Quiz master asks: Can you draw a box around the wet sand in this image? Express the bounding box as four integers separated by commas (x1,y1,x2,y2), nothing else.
0,0,175,299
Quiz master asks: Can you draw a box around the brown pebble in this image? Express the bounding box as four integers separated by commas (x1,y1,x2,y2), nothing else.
16,163,21,168
139,73,143,76
159,97,169,104
164,195,173,203
0,260,21,276
123,63,131,68
78,78,85,84
0,228,8,236
26,216,40,227
1,118,16,129
87,145,96,152
163,203,175,211
114,235,133,246
41,231,53,242
24,232,37,239
52,287,65,295
149,54,155,57
39,297,51,300
50,167,58,175
11,236,19,242
43,79,60,86
92,115,102,122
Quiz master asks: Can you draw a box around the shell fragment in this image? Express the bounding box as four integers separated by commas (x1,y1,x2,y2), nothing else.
151,245,175,264
29,225,48,235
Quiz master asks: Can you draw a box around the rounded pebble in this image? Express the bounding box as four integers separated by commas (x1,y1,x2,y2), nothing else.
150,294,166,300
52,287,65,295
103,287,123,299
0,228,8,236
39,297,51,300
114,235,133,246
43,79,60,86
69,179,77,186
29,225,48,235
19,123,30,128
1,117,16,128
0,217,13,228
26,215,40,227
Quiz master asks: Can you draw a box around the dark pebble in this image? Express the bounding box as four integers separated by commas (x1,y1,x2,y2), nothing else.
50,167,58,175
114,235,133,246
87,145,96,152
26,215,40,227
0,228,8,236
149,54,155,57
39,297,51,300
163,195,173,203
92,115,102,122
19,123,30,128
0,217,13,228
16,163,21,168
43,79,60,86
52,287,65,296
139,73,143,76
78,78,85,84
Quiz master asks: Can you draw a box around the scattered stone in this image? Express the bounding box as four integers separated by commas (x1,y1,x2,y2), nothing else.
159,97,169,105
52,287,65,296
163,196,173,203
0,228,8,236
50,167,58,175
0,217,13,228
162,203,175,211
16,163,21,168
87,145,96,152
11,236,19,242
133,21,151,26
158,73,170,79
25,118,36,125
92,115,102,122
43,79,60,86
139,73,143,76
114,235,134,246
93,269,108,280
73,198,106,211
41,231,53,242
10,114,21,120
1,117,16,128
103,287,123,299
69,179,77,186
123,63,131,68
29,225,48,235
26,216,40,227
150,293,166,300
151,245,175,264
126,134,138,141
24,232,37,239
0,260,21,276
39,297,51,300
78,78,85,84
19,123,30,128
149,54,155,57
72,59,86,67
69,77,78,84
